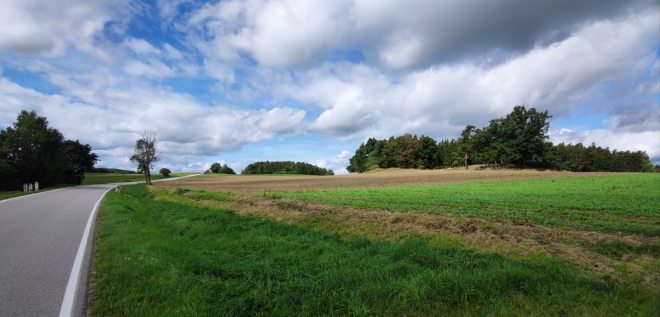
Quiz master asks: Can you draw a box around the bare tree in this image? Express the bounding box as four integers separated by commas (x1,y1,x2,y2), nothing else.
130,132,158,185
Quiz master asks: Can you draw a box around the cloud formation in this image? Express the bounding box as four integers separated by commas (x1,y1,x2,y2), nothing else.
185,0,653,70
0,0,657,172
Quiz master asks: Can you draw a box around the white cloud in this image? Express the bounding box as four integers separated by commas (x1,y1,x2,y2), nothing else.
0,73,308,168
272,10,658,142
254,107,306,134
0,0,131,57
163,43,184,60
124,60,175,78
184,0,654,70
122,38,161,56
313,150,352,175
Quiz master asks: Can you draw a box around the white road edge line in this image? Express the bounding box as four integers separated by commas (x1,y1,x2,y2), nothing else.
59,187,113,317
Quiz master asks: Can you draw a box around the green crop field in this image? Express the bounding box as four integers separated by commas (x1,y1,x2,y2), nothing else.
277,174,660,236
92,183,660,316
82,172,198,185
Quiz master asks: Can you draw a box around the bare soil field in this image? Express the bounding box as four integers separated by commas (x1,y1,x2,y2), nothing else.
154,168,615,193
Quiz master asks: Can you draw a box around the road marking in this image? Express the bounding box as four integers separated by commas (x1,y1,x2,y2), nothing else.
58,187,113,317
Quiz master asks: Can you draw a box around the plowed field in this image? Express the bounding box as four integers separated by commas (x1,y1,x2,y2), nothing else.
154,168,615,193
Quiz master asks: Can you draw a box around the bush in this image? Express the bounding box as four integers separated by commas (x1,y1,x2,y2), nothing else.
159,168,171,178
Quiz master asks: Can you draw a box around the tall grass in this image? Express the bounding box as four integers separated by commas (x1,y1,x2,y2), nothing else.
92,184,659,316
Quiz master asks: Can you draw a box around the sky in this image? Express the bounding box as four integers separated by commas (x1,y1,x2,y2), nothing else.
0,0,658,174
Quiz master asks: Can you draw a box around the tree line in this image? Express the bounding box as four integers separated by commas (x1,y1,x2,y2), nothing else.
242,161,334,175
348,106,655,173
89,167,137,174
0,110,99,191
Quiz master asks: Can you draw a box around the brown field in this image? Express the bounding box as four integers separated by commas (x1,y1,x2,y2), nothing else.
154,168,614,193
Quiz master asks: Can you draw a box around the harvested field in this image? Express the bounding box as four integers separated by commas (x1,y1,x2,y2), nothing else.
154,168,616,193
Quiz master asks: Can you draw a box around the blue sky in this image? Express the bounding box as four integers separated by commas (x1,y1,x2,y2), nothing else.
1,0,658,173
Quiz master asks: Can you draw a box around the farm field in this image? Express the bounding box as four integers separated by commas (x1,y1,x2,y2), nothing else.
93,170,660,316
154,168,616,193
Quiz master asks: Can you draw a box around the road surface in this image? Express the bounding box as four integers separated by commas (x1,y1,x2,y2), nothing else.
0,175,198,317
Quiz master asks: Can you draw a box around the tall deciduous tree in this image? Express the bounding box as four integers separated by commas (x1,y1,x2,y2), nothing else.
130,132,158,185
473,106,551,166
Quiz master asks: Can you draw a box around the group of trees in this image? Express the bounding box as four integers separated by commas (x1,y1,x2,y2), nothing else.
347,106,655,173
242,161,334,175
0,110,99,191
554,143,654,172
209,162,236,174
89,167,137,174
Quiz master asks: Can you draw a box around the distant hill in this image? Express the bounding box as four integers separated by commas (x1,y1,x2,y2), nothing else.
89,167,137,174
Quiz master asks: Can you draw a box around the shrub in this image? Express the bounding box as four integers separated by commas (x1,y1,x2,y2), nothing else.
159,168,171,178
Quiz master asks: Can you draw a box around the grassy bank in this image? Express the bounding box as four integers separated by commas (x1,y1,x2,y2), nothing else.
82,172,197,185
92,184,659,316
277,174,660,236
0,186,67,201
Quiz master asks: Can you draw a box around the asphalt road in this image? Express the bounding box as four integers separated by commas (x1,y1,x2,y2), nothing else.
0,184,112,316
0,175,199,317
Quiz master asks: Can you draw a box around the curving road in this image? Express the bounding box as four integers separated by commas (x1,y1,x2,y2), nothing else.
0,175,198,317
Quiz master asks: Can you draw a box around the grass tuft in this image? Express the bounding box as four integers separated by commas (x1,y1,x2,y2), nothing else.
592,240,660,259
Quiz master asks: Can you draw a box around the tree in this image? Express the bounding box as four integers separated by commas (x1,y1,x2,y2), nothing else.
159,168,171,178
459,125,476,168
473,106,551,166
60,140,99,184
130,132,158,185
210,162,221,173
0,110,98,190
418,136,439,169
219,164,236,174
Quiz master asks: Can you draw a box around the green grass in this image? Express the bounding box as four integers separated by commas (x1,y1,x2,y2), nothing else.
591,240,660,259
82,172,197,185
277,174,660,236
0,185,71,201
92,184,660,316
0,190,35,201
